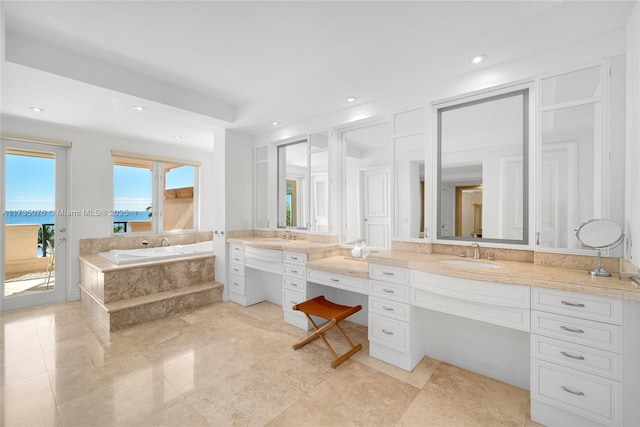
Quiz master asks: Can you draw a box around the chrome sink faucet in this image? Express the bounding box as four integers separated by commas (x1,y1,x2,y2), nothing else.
161,238,170,247
471,243,480,259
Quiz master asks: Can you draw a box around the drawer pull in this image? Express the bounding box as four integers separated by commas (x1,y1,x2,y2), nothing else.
290,269,298,274
561,386,585,396
560,351,585,361
291,282,298,287
382,289,395,293
233,257,240,261
382,306,395,311
382,272,394,276
382,329,394,335
290,300,298,305
233,282,239,286
331,278,340,282
290,256,298,260
233,267,241,272
560,325,585,334
561,300,585,308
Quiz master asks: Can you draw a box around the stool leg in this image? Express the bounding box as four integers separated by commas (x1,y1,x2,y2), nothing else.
292,318,336,350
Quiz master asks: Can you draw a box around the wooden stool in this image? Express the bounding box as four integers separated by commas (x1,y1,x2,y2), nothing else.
291,295,363,368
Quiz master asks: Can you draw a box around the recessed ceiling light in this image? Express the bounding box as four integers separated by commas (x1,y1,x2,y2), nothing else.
173,135,183,140
346,97,357,102
271,121,280,126
132,105,147,112
28,106,45,112
470,55,487,65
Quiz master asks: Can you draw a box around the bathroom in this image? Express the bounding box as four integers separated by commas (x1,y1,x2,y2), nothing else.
1,2,640,425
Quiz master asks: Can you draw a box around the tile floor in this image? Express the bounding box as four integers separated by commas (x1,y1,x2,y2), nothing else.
1,300,542,426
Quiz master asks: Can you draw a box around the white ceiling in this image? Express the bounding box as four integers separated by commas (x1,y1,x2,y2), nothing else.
0,1,635,150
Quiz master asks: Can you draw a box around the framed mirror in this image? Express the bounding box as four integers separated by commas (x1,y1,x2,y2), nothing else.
341,120,392,248
436,85,530,245
277,139,309,229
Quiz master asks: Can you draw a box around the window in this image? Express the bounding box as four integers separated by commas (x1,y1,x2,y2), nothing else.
112,153,198,234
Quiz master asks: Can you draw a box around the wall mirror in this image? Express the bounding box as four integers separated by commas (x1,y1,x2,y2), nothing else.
341,120,392,248
309,132,329,233
255,145,269,229
277,139,309,229
394,108,426,240
538,65,605,250
437,86,530,244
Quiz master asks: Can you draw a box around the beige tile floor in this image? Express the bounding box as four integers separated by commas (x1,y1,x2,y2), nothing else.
1,300,542,427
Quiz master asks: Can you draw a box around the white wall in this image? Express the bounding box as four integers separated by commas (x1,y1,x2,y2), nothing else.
626,2,640,266
0,114,215,301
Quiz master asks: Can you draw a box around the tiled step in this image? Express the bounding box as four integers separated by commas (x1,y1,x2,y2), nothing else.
81,281,223,331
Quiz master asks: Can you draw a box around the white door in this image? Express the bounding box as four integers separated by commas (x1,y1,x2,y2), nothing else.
1,139,68,312
361,166,390,248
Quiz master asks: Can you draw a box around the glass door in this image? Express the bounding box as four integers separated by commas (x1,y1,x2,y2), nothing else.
1,139,68,312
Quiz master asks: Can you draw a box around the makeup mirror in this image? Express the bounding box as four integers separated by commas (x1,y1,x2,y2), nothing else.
574,219,624,277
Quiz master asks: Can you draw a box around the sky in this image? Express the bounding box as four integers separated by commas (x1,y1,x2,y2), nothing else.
4,154,194,212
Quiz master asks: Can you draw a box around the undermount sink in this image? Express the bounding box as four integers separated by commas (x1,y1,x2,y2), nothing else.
439,259,502,269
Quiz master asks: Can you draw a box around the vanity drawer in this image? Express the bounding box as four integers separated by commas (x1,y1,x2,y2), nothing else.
531,310,622,353
531,334,622,380
283,251,307,265
369,264,409,285
370,280,410,303
412,271,530,309
412,287,530,331
283,264,305,279
369,296,410,322
532,287,622,325
283,276,306,292
229,262,245,277
244,246,282,274
369,313,409,353
229,243,244,254
228,274,245,296
283,288,305,312
229,253,245,265
307,269,368,295
531,359,621,426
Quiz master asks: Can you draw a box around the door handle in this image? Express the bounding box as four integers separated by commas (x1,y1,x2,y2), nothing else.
57,237,66,244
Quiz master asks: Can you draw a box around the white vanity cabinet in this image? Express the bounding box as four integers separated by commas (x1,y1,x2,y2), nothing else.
368,264,423,371
282,251,311,329
228,244,247,305
530,287,627,426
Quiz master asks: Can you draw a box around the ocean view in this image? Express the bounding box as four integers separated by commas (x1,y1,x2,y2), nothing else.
4,210,151,225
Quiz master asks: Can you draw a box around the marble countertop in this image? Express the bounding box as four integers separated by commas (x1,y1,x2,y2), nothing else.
306,256,369,279
227,236,339,254
365,250,640,301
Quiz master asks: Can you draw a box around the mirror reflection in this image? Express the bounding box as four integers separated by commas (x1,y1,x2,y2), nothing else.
309,132,329,233
341,121,392,248
395,133,425,239
278,140,308,229
539,65,603,249
437,87,529,244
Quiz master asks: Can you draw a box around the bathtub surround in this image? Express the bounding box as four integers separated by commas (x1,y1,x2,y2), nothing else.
78,232,221,331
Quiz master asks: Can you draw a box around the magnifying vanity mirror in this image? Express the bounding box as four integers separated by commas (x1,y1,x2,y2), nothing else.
574,219,624,277
437,86,530,245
